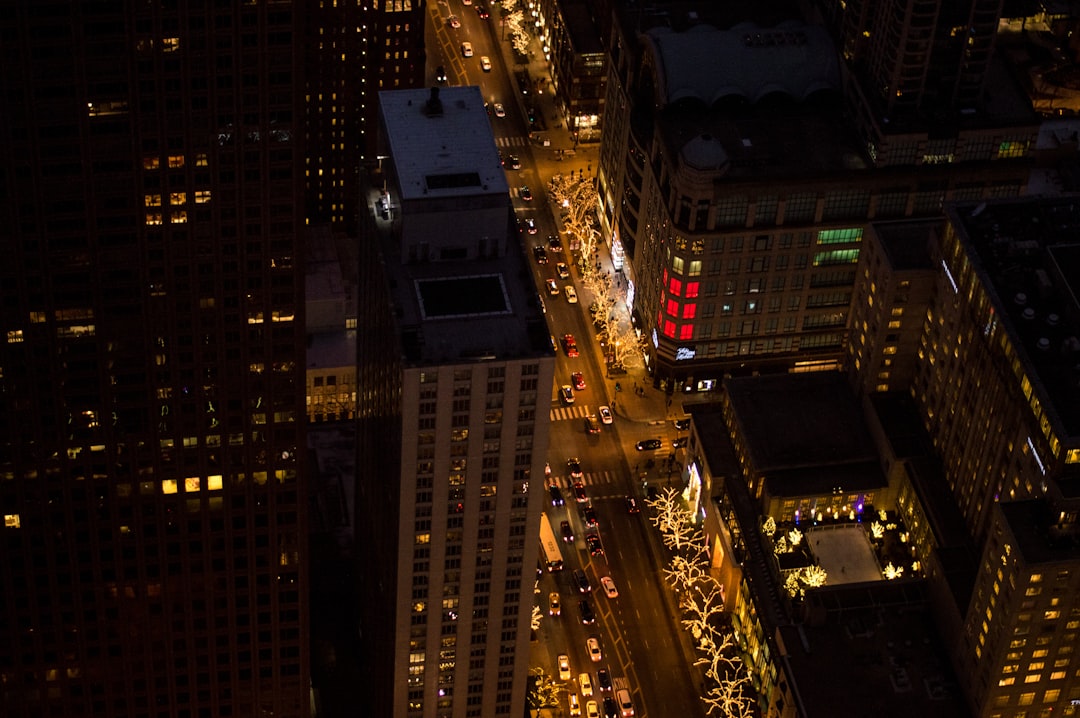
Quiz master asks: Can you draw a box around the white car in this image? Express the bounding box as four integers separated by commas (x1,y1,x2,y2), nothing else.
601,576,618,599
558,654,572,681
617,688,635,717
493,102,505,117
560,385,575,404
569,694,582,717
447,14,461,28
565,286,578,303
598,406,613,424
587,636,602,663
546,278,559,296
461,41,473,57
480,56,492,72
579,672,594,697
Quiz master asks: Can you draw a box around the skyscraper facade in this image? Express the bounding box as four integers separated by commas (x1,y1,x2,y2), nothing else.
355,86,556,717
0,4,308,716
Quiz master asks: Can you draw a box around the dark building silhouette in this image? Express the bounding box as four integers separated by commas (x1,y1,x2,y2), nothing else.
0,4,309,716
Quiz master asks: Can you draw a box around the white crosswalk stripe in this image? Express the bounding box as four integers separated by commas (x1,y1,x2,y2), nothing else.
549,405,592,422
495,136,527,148
550,471,616,488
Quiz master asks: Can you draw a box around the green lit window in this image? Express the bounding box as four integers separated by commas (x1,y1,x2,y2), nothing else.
996,141,1027,159
816,228,863,244
813,249,860,266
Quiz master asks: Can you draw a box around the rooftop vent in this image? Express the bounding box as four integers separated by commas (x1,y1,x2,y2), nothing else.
424,86,443,117
1037,337,1051,351
1023,307,1036,321
1014,292,1028,306
1048,313,1060,327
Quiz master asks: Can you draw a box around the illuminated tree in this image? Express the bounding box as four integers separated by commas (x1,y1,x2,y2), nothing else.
526,667,566,709
698,650,755,718
762,516,776,536
530,604,543,633
646,486,698,552
803,564,827,587
547,173,600,271
787,526,803,546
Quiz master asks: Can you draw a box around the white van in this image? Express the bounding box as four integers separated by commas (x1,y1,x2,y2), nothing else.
616,689,634,717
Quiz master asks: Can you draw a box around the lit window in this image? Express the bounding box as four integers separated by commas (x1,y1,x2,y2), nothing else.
686,282,700,298
666,299,679,316
208,475,223,490
195,153,208,167
679,324,693,340
887,320,901,329
669,277,682,296
170,210,187,224
169,191,187,205
144,194,161,207
168,155,185,168
7,330,24,343
4,514,20,528
143,156,160,170
162,37,180,52
145,212,163,226
162,480,178,494
195,190,212,203
185,477,201,492
663,320,676,338
682,304,696,319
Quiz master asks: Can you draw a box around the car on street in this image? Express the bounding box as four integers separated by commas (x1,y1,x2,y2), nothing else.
624,496,640,514
586,533,603,556
493,102,505,118
562,334,579,357
603,697,619,718
532,245,547,264
522,217,538,234
567,458,583,479
560,520,574,543
560,385,575,405
672,438,687,449
549,591,561,616
579,672,594,697
480,55,492,71
586,701,600,718
597,668,613,692
587,636,602,662
508,154,521,169
601,576,618,599
584,415,600,434
569,693,582,717
558,654,572,681
446,15,461,28
573,481,588,503
550,486,565,507
571,371,586,390
674,418,691,430
519,185,532,201
461,41,473,57
548,234,563,252
617,689,635,717
565,286,578,303
635,438,662,451
572,568,591,594
599,405,613,424
546,278,559,296
583,507,598,528
556,262,570,279
435,64,447,83
475,4,489,17
579,599,596,624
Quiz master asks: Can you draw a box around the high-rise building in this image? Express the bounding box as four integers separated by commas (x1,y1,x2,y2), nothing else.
911,199,1080,714
303,0,427,232
0,4,308,717
594,17,1034,388
355,86,556,718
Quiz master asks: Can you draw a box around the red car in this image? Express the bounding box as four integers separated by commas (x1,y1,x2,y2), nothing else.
562,334,579,358
571,372,586,390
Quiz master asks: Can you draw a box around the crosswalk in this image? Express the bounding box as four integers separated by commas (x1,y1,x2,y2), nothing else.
549,405,596,422
495,136,529,148
548,470,619,490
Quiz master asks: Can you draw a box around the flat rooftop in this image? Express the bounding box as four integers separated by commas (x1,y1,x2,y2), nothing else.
1001,500,1080,564
724,372,880,472
948,198,1080,438
870,219,937,271
378,86,508,203
642,22,870,179
782,584,967,718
